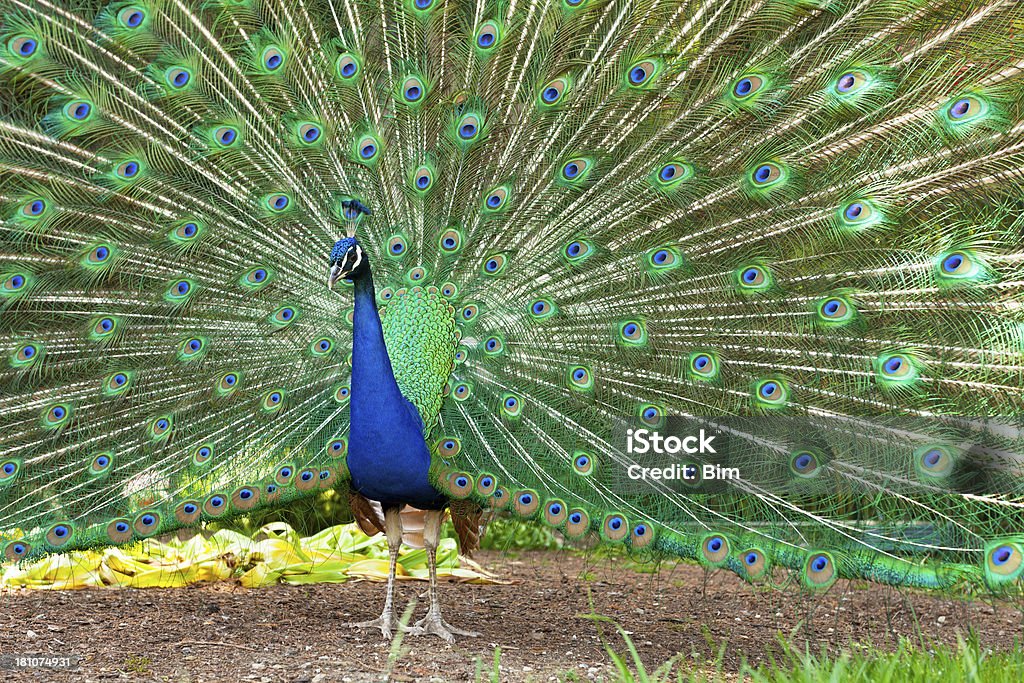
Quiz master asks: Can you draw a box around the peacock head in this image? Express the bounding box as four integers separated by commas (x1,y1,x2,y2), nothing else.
328,199,373,288
328,237,368,287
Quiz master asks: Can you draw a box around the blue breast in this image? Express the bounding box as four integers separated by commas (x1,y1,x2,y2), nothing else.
348,396,446,509
345,271,446,510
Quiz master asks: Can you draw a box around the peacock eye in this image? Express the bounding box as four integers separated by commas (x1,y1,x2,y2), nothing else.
835,70,868,95
689,351,721,380
732,75,764,99
659,163,687,183
568,365,593,391
818,297,850,320
358,138,378,160
879,354,912,378
116,160,141,179
413,165,433,191
627,59,660,87
561,158,591,181
737,265,769,290
476,21,500,50
9,35,39,57
946,96,984,122
618,320,646,344
790,450,819,476
64,100,93,121
539,77,570,106
261,46,286,71
529,299,555,319
573,453,594,475
387,235,407,256
402,76,426,103
810,554,830,573
481,254,507,275
751,162,782,186
298,123,321,144
337,53,360,80
484,186,508,211
640,405,662,425
23,198,47,217
457,114,480,140
213,126,239,147
265,193,290,212
118,6,146,28
439,230,462,253
166,67,191,89
483,336,503,355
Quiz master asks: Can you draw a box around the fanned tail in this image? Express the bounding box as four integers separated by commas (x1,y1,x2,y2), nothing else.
1,0,1023,594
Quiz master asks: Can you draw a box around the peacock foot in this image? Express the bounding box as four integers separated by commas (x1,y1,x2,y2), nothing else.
406,612,480,643
348,611,398,640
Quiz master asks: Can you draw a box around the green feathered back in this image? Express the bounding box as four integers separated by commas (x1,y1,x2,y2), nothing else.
381,284,459,430
1,0,1023,594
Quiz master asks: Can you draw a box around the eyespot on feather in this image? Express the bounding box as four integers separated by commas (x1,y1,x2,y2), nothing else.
802,551,837,589
513,489,540,517
630,522,654,549
565,509,590,539
914,445,955,481
336,53,361,81
739,547,769,581
481,254,508,275
500,392,522,417
439,230,463,254
483,186,510,212
475,473,497,497
688,351,720,380
789,449,823,478
602,513,629,542
203,493,229,517
538,76,571,107
45,522,75,548
193,444,214,466
133,511,162,537
543,499,567,527
4,540,31,562
617,320,647,346
572,451,595,476
176,500,202,525
447,472,474,499
701,533,730,566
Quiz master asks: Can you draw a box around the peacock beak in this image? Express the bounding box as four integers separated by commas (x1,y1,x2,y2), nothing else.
327,263,343,289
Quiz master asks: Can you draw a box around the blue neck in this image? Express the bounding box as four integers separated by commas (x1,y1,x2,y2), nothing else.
351,272,404,410
346,269,442,508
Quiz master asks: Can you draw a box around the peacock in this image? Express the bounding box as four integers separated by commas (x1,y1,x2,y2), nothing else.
2,0,1024,644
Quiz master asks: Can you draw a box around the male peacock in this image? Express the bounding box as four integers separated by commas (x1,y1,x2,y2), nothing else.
2,0,1024,644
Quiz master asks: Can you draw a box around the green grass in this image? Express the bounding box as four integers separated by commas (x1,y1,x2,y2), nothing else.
737,636,1024,683
594,628,1024,683
468,618,1024,683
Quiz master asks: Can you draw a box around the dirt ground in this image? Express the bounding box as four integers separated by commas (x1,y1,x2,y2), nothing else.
1,550,1022,682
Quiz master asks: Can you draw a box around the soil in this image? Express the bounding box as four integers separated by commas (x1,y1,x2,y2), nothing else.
1,550,1022,682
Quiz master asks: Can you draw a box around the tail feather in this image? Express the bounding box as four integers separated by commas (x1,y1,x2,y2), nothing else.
1,0,1023,593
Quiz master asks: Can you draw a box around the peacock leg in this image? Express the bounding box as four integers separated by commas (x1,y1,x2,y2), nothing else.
407,508,480,643
349,505,403,639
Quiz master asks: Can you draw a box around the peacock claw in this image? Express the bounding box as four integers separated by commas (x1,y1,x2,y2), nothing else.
348,613,397,640
407,613,480,643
